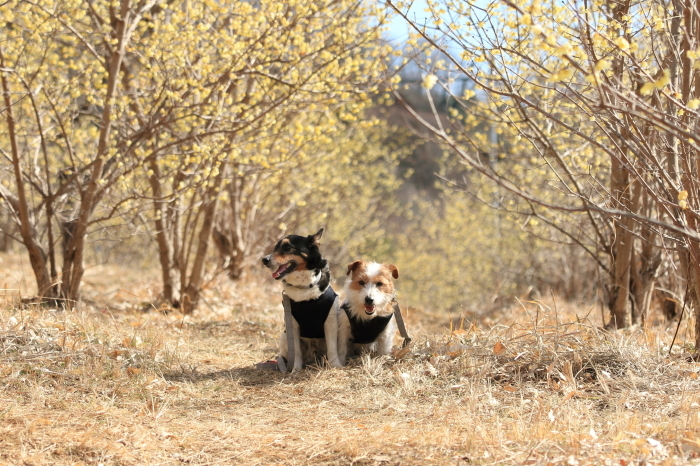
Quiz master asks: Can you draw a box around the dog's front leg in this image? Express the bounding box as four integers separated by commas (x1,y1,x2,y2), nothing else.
324,299,343,368
337,309,350,366
291,319,303,372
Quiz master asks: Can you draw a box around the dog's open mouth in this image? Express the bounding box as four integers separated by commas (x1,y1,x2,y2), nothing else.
364,305,375,315
272,262,295,280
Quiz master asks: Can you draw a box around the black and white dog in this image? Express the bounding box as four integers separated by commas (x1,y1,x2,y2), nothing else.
261,229,342,371
338,260,399,365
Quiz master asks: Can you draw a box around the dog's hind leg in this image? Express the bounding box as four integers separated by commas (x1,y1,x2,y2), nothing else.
278,331,289,366
375,317,397,356
323,298,343,368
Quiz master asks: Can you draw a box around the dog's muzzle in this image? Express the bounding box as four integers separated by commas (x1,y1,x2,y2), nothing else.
262,255,296,280
364,297,375,315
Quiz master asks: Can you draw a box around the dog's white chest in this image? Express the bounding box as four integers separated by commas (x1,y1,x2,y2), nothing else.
283,270,323,302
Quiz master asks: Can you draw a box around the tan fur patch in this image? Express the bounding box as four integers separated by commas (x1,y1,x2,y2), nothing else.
372,267,396,295
347,261,367,290
347,262,397,298
273,253,308,271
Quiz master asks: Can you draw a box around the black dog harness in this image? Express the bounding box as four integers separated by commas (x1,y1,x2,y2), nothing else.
342,302,393,344
290,285,338,338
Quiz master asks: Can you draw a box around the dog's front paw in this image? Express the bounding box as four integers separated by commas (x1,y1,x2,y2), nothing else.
329,359,344,369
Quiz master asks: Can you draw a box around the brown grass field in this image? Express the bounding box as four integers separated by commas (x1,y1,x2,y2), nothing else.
2,252,700,465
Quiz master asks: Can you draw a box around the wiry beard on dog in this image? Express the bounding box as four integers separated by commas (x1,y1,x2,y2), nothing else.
338,260,400,361
344,261,396,320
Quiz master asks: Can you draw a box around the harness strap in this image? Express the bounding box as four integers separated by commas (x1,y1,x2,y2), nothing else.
280,293,295,373
392,299,412,348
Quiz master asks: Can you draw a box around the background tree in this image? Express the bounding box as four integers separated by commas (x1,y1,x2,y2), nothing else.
388,0,700,349
0,0,396,311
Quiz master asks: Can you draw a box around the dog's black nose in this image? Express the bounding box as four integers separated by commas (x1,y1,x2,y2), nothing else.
365,296,374,305
262,255,271,266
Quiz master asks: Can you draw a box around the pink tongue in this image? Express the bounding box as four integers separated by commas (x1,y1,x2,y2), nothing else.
364,305,375,314
272,264,289,279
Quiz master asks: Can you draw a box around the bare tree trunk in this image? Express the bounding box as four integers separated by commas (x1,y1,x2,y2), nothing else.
181,168,225,314
694,273,700,358
681,0,700,361
61,0,131,303
148,159,175,303
0,46,53,298
630,188,660,325
677,244,700,358
25,89,60,297
608,157,635,328
214,170,266,281
631,245,659,326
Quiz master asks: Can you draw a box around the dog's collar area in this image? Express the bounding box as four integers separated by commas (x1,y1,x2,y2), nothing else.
283,281,315,289
283,269,321,289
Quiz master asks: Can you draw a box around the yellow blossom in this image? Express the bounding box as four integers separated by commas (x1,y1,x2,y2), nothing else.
422,74,439,90
614,36,630,50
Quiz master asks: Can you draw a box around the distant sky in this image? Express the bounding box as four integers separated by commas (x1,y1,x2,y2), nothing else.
385,0,430,44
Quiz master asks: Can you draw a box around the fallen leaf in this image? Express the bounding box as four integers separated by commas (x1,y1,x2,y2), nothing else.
393,344,411,359
493,342,506,355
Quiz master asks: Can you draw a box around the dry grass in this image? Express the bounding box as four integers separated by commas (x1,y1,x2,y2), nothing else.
2,252,700,465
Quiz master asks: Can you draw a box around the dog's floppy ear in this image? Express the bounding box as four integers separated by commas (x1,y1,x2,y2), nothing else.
347,260,364,276
387,264,399,279
309,228,324,245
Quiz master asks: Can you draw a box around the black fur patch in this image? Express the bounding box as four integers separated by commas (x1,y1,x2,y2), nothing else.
317,268,330,292
291,286,338,338
342,302,393,344
273,234,327,271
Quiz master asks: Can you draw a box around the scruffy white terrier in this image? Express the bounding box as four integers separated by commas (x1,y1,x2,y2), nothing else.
338,260,399,364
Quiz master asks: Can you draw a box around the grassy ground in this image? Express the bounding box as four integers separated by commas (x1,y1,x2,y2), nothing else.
2,252,700,465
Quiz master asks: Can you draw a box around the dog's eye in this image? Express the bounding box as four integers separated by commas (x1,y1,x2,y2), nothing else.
358,280,365,286
282,243,291,252
376,282,383,287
